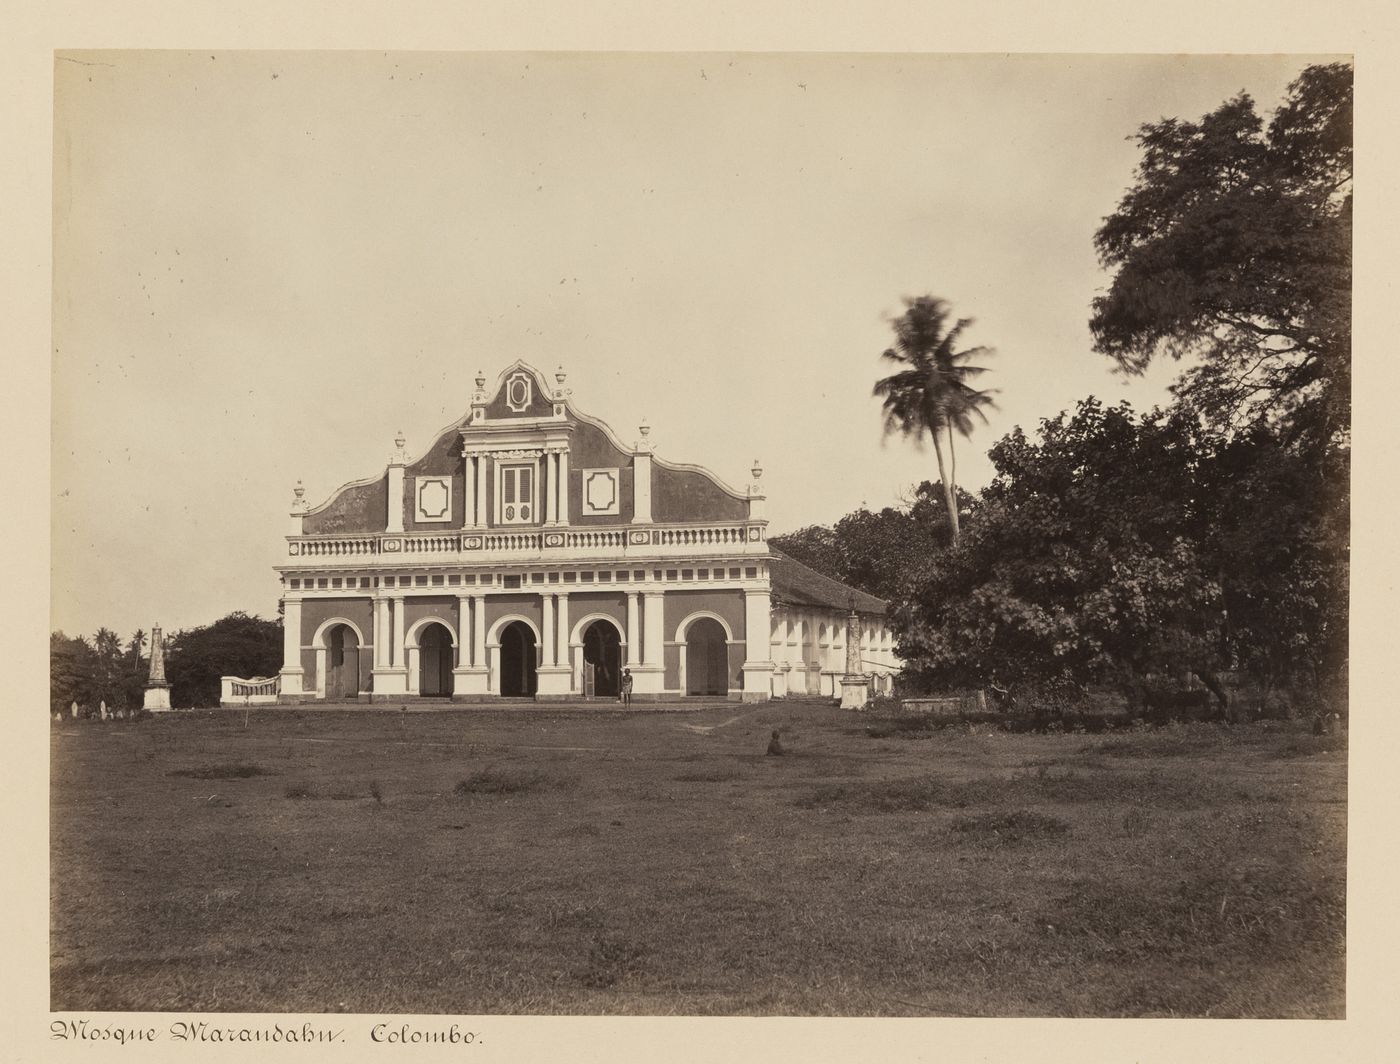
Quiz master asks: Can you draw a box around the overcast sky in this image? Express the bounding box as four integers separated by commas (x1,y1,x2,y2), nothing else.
52,51,1334,639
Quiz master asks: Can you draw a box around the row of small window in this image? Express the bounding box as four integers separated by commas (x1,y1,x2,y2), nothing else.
287,566,761,592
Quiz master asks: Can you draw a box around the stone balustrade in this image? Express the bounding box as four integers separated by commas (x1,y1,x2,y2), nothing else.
220,675,281,705
285,521,765,566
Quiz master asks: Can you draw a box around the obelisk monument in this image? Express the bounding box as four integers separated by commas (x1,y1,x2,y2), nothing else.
838,607,871,710
143,625,172,712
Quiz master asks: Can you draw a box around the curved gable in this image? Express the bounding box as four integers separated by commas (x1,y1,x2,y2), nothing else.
483,362,556,420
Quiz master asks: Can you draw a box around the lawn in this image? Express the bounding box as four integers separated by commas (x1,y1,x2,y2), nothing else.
49,700,1346,1017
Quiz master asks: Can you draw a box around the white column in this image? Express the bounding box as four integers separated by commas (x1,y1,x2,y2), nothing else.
279,598,304,695
462,456,476,528
542,594,556,667
741,588,774,703
387,460,405,534
474,456,488,529
457,596,472,666
473,595,487,669
626,592,640,665
370,598,384,668
643,591,664,667
392,596,405,668
545,452,559,525
632,452,653,524
551,448,562,523
555,593,570,667
632,589,665,695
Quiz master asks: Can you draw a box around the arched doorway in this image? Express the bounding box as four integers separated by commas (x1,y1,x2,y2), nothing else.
499,621,538,697
582,620,622,698
419,622,454,697
327,624,360,700
686,617,728,696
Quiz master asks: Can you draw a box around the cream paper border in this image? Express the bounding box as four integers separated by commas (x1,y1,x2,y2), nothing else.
6,3,1396,1063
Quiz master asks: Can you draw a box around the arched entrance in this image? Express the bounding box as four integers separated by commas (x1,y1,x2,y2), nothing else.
327,624,360,700
418,622,454,697
686,617,729,696
582,620,622,698
499,621,538,697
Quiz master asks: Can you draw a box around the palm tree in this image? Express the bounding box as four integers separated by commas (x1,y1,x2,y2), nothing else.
873,296,996,545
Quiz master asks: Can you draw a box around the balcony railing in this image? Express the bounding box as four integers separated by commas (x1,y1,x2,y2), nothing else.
285,521,765,565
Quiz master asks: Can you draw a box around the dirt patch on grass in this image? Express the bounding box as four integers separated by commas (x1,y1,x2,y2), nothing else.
454,767,577,795
951,809,1070,845
168,763,275,780
673,767,744,783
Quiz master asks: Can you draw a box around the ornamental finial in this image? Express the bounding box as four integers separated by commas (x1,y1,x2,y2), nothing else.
474,369,486,390
751,459,763,481
291,479,308,512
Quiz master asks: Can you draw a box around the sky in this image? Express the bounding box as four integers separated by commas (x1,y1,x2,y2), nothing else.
51,51,1336,639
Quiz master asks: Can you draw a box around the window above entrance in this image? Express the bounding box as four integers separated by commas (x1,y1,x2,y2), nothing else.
498,463,537,525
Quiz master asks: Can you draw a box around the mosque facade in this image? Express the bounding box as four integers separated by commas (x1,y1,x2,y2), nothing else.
274,362,898,703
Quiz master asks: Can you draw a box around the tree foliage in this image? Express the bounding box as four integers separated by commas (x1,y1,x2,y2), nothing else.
893,399,1347,705
165,612,283,708
51,612,282,712
1090,63,1351,444
771,481,972,602
49,629,148,715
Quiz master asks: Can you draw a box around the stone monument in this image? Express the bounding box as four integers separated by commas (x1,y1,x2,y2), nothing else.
838,606,871,710
143,625,173,712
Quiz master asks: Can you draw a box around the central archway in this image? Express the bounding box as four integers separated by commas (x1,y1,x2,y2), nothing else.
685,617,729,696
582,620,622,698
418,622,454,697
327,624,360,700
499,621,538,697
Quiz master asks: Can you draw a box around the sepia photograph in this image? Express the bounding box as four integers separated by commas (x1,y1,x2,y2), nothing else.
41,42,1357,1043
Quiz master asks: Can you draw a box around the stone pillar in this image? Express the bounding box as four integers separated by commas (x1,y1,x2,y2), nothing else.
555,593,570,667
740,588,774,702
452,592,489,698
633,590,665,695
771,611,789,698
371,598,384,668
542,594,556,663
839,609,870,710
387,431,406,534
474,456,488,529
557,449,570,525
144,624,175,710
392,596,405,667
626,592,640,666
632,421,653,524
462,456,476,528
372,595,409,698
537,593,571,699
545,452,559,525
474,596,487,669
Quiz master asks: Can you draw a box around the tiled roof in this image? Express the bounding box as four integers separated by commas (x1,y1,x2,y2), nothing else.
768,548,888,615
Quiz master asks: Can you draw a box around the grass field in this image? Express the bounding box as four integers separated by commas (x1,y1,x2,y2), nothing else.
49,699,1346,1017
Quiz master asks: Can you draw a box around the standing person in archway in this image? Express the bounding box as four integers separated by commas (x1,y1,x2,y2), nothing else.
619,667,634,707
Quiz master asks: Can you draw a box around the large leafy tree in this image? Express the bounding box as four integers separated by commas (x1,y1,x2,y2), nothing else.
874,297,996,543
1090,63,1352,445
166,612,282,708
897,399,1226,700
894,398,1346,709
